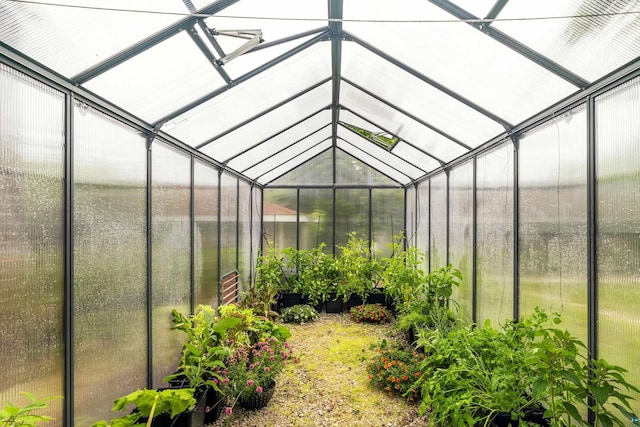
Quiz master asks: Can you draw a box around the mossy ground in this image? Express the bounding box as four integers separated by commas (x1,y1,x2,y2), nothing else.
210,312,427,427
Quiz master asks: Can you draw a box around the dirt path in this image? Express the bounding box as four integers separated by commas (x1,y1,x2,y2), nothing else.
210,312,427,427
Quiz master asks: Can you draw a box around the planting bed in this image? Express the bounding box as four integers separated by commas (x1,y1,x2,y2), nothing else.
209,312,428,427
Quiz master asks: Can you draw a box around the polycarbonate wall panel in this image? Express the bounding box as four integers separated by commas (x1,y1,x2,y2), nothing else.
372,189,404,259
405,186,416,247
194,160,219,308
596,76,640,413
299,189,334,251
336,140,410,185
476,144,514,325
238,180,252,294
220,172,238,275
263,189,297,252
151,142,191,388
519,106,588,341
430,173,448,271
449,162,474,321
335,189,369,250
251,186,263,285
416,181,430,272
73,106,148,425
0,64,64,425
495,0,640,83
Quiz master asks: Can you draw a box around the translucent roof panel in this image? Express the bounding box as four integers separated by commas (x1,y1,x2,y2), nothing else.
494,0,640,82
450,0,500,19
257,140,332,185
199,83,332,161
335,150,398,186
341,42,505,147
84,31,227,123
162,42,332,145
0,0,184,77
342,0,578,124
228,116,332,172
336,140,411,185
269,148,334,186
392,143,442,173
340,82,468,163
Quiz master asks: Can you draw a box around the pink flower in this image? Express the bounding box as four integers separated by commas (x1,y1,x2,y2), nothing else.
294,357,299,363
247,379,254,387
256,386,263,393
225,406,233,415
249,363,255,369
264,366,270,372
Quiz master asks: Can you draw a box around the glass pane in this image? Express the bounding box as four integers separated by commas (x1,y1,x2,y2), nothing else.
519,105,588,342
151,142,191,387
162,43,331,146
449,161,474,322
430,173,447,271
73,106,148,425
0,0,183,77
372,189,404,259
343,0,577,125
342,42,504,147
263,189,297,252
596,76,640,414
335,189,369,251
416,181,430,272
202,83,332,161
194,159,219,308
238,181,252,295
84,31,227,123
220,172,238,275
476,143,514,325
341,82,468,163
299,189,334,251
0,64,64,425
495,0,640,83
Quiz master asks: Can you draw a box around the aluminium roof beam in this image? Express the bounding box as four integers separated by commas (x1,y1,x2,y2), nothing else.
71,0,242,84
485,0,510,20
187,21,232,83
329,0,344,146
152,29,331,129
345,31,513,132
428,0,590,89
342,77,473,151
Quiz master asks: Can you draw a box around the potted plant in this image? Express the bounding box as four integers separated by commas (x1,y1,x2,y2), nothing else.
280,304,319,324
335,232,380,309
279,247,310,309
298,243,332,312
380,234,426,315
241,240,283,320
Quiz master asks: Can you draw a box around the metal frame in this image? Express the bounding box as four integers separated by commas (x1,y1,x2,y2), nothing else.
63,92,74,427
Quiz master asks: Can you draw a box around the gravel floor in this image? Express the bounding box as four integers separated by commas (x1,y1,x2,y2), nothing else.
209,312,428,427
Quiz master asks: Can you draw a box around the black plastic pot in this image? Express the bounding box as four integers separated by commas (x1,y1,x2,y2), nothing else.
366,291,386,305
141,387,208,427
325,294,343,313
346,294,364,309
490,412,519,427
278,292,304,311
522,408,551,426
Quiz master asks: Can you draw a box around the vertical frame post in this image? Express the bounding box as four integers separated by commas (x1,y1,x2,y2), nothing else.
513,137,520,321
146,135,154,389
587,95,598,425
64,93,74,427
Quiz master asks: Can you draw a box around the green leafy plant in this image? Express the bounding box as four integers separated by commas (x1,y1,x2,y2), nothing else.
298,243,334,307
335,232,381,303
241,240,283,320
280,304,319,324
164,305,241,391
350,303,392,324
92,388,196,427
1,392,60,427
380,234,426,314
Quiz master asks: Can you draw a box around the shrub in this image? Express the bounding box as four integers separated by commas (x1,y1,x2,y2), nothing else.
350,303,392,323
280,304,319,324
367,344,424,402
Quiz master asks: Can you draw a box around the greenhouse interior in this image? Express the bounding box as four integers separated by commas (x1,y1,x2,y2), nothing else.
1,0,640,426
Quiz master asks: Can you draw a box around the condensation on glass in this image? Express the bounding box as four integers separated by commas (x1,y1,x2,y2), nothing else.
430,172,448,270
194,159,219,308
220,172,239,276
151,141,191,388
0,63,65,426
